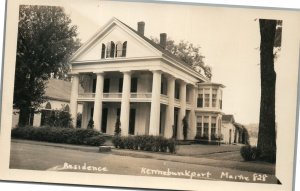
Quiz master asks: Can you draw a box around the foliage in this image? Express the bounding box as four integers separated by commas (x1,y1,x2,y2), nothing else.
11,126,107,146
240,145,260,161
42,108,73,128
182,115,189,140
76,113,82,128
14,5,81,126
83,136,106,146
151,37,211,79
114,116,121,136
112,135,177,153
87,119,94,129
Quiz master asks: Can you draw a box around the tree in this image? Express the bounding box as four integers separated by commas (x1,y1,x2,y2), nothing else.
151,38,212,79
182,115,189,140
257,19,282,163
14,5,80,126
114,116,121,136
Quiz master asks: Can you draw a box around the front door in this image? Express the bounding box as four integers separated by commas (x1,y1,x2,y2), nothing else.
129,108,136,135
101,108,108,133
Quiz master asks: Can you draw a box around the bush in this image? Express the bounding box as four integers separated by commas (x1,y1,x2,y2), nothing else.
83,136,106,146
240,145,259,161
11,126,106,146
112,135,176,153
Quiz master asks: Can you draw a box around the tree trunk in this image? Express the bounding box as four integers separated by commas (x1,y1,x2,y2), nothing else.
18,107,31,126
257,19,277,163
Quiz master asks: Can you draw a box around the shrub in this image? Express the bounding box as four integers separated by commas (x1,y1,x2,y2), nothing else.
112,135,176,153
167,139,177,153
11,126,106,146
84,136,106,146
240,145,259,161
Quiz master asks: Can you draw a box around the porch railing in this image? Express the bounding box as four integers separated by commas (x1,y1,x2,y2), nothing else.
78,93,96,98
103,93,122,99
130,93,152,99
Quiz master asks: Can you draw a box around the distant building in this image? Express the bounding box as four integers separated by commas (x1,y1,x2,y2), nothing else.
12,78,83,128
222,114,249,144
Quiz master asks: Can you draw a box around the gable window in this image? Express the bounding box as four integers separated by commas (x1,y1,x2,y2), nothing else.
106,41,115,58
115,42,123,57
101,44,106,59
122,41,127,57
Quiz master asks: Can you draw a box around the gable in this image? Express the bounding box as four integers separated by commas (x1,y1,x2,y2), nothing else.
72,23,161,62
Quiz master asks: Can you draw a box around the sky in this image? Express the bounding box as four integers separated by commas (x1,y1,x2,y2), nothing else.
61,0,275,124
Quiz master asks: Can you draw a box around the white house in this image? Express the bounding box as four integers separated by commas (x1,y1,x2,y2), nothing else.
68,18,226,142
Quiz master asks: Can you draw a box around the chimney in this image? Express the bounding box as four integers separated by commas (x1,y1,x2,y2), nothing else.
137,21,145,36
160,33,167,49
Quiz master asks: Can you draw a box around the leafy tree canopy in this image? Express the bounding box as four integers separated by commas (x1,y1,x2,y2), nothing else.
14,5,80,125
151,37,212,79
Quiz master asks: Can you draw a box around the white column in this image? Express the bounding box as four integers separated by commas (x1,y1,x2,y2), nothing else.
149,70,162,135
208,116,212,141
164,76,175,138
33,113,41,127
70,74,79,128
93,73,104,132
188,85,197,139
120,71,131,136
177,81,186,140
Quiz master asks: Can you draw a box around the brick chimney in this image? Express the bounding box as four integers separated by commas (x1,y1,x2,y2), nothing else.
137,21,145,36
160,33,167,49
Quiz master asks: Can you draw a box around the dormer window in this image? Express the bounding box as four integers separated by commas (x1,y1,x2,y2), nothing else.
101,41,127,59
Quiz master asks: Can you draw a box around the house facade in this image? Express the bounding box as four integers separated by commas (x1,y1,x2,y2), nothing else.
69,18,226,141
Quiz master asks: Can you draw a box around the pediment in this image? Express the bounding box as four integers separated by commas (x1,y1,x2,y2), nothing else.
70,18,161,63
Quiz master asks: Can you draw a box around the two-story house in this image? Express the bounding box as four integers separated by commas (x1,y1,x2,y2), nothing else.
68,18,226,142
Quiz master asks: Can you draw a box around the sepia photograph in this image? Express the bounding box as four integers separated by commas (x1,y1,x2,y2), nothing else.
1,0,300,191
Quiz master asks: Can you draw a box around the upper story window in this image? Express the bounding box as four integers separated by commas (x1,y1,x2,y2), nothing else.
204,88,210,107
212,89,217,107
197,88,203,108
101,41,127,59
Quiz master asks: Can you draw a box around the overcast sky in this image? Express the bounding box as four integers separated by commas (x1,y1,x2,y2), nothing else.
62,0,279,124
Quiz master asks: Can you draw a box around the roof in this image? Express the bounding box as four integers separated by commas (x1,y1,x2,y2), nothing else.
222,114,235,123
70,17,209,81
116,18,194,69
45,78,83,102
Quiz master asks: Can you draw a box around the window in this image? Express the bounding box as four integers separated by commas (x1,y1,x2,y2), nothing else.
106,41,115,58
115,41,123,57
122,41,127,57
196,116,203,137
203,116,209,137
220,100,222,109
212,89,217,107
45,102,51,109
197,94,203,107
211,117,217,137
204,88,210,107
101,44,106,59
103,78,110,93
118,78,123,92
131,78,138,93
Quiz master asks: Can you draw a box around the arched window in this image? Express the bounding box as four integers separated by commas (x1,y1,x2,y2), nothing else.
101,43,106,59
45,102,51,110
122,41,127,57
64,105,70,112
115,41,123,57
106,41,115,58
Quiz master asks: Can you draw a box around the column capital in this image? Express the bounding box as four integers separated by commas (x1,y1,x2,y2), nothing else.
150,69,163,74
179,79,187,86
94,71,104,75
120,70,132,74
165,73,176,80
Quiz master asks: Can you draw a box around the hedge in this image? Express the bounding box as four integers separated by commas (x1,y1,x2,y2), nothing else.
11,126,106,146
112,135,177,153
240,145,260,161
